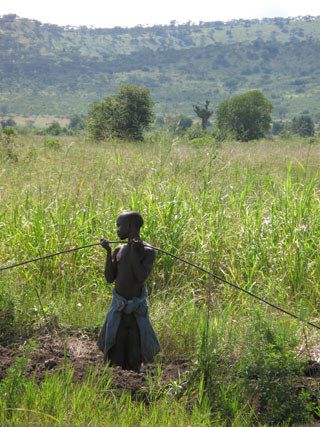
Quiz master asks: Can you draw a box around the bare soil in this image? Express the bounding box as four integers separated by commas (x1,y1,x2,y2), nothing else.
12,115,69,127
0,333,190,396
1,332,319,421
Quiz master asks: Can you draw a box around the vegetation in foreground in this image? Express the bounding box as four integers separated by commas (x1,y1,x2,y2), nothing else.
0,133,320,425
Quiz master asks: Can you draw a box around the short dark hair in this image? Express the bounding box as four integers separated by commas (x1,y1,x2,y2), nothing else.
118,211,144,229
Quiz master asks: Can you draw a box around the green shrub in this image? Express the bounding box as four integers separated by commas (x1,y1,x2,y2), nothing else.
44,138,61,150
215,90,273,141
185,124,207,140
87,84,154,141
0,355,29,412
240,317,313,424
188,136,215,145
0,292,15,342
0,128,18,160
292,115,315,137
307,136,319,144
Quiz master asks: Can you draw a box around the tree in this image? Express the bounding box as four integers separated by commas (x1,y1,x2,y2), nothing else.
87,84,154,141
167,115,193,134
215,90,273,141
272,120,285,135
0,105,8,119
291,115,315,137
45,122,64,136
193,100,213,129
68,114,86,131
176,115,193,132
1,118,16,129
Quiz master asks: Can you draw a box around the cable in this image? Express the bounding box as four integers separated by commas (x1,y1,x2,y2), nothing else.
145,243,320,331
0,241,124,272
1,240,319,331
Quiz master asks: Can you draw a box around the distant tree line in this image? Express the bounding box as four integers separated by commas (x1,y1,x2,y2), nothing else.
273,115,315,137
2,83,317,142
86,85,320,142
86,86,273,142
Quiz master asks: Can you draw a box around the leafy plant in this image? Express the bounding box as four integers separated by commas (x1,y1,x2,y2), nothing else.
0,357,29,411
44,138,61,150
291,115,315,137
87,84,154,141
188,136,215,145
193,100,213,129
0,292,15,342
215,90,273,141
240,318,313,424
0,127,18,160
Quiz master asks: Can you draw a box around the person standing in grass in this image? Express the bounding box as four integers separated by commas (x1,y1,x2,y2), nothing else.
97,211,160,372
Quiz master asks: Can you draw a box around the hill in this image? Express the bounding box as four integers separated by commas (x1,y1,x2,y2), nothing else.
1,14,320,119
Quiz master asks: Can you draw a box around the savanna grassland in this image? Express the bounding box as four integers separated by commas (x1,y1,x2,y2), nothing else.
0,133,320,425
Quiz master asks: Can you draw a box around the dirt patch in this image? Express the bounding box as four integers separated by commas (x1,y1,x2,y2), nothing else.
0,334,190,395
12,115,69,127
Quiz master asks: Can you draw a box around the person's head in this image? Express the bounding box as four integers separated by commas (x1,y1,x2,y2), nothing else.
116,211,144,239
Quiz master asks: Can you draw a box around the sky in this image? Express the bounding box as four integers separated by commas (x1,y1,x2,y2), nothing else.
1,0,320,28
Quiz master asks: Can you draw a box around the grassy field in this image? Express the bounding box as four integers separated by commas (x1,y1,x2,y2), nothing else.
0,132,320,425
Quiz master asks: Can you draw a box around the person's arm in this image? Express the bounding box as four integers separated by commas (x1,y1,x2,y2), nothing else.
130,240,155,283
101,238,118,283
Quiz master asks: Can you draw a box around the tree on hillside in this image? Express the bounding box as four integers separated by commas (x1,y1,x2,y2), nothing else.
167,115,193,134
291,115,315,137
45,122,65,136
87,84,154,141
1,118,16,129
193,100,213,129
68,114,86,131
0,105,8,119
215,90,273,141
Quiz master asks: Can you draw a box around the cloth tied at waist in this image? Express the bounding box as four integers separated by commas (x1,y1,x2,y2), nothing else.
114,288,148,316
97,286,160,364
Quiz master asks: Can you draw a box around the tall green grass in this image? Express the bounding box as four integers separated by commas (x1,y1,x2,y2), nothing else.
1,134,320,424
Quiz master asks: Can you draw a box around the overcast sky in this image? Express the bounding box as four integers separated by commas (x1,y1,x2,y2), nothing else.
1,0,320,28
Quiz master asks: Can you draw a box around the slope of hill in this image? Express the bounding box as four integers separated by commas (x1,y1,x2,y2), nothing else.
1,14,320,119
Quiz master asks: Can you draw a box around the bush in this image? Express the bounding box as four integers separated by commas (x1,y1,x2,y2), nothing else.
68,114,86,131
215,90,273,141
173,115,193,134
0,292,15,342
291,115,315,137
307,136,318,144
240,318,314,424
87,84,154,141
272,120,285,135
1,118,16,129
185,124,209,140
37,122,71,136
188,136,215,145
44,138,61,150
0,127,18,161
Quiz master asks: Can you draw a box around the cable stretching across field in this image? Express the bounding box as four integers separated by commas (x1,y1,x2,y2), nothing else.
0,242,121,272
1,240,319,331
146,243,320,331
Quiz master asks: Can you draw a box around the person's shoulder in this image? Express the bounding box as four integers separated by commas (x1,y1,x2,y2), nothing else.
112,244,124,256
141,241,154,249
142,242,156,257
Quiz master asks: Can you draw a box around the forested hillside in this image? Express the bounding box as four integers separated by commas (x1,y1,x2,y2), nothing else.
1,13,320,118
